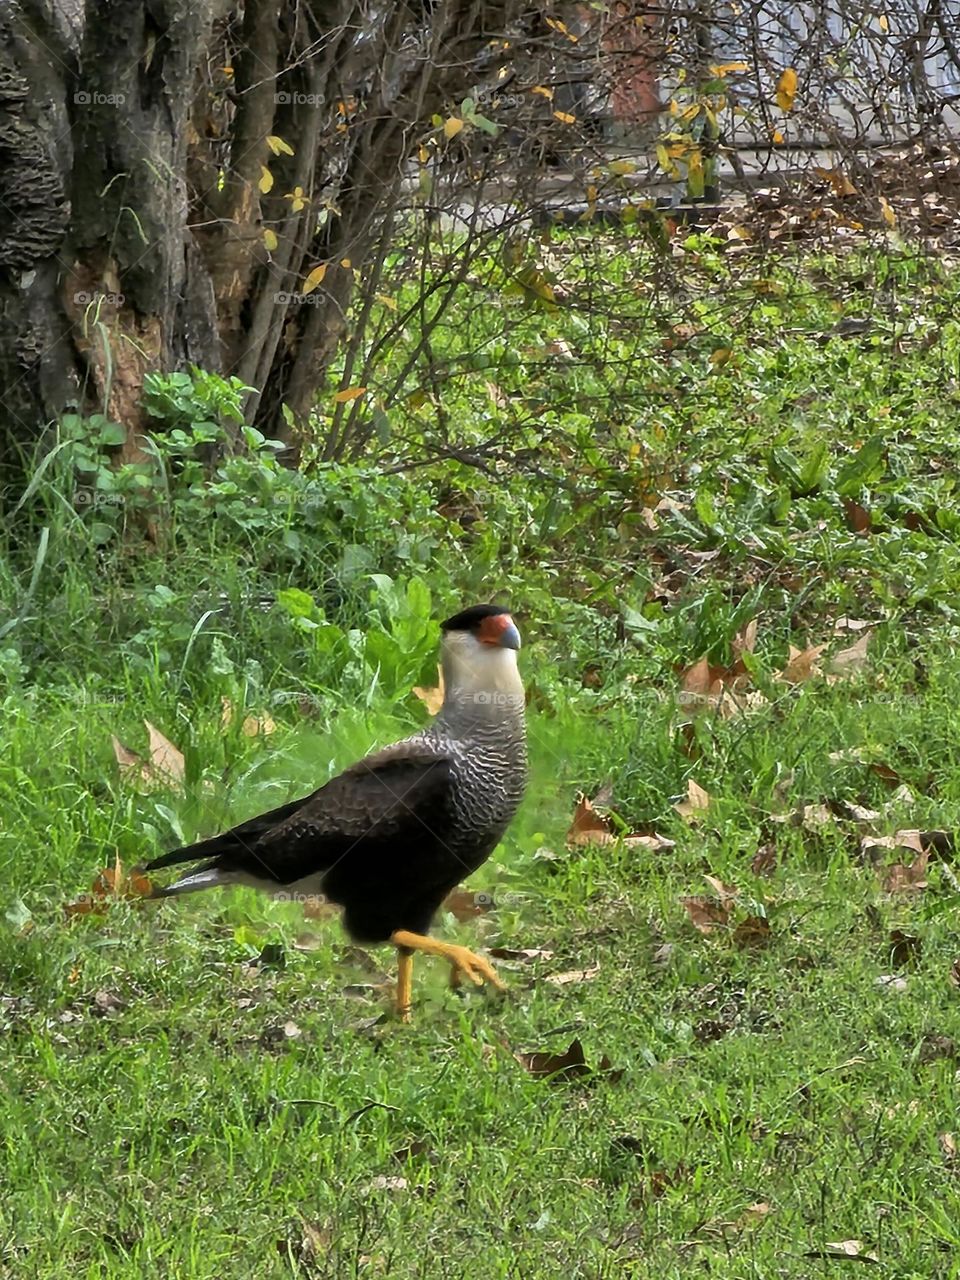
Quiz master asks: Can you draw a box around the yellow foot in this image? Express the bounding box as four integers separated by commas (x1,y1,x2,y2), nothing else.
391,930,506,1004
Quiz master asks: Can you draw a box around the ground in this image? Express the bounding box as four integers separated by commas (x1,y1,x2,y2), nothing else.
4,233,960,1277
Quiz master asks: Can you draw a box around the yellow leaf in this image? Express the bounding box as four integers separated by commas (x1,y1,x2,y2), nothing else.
608,160,636,175
333,386,366,403
553,110,576,124
266,135,295,157
879,196,897,228
340,257,351,268
709,61,750,76
412,666,445,716
221,66,234,78
530,85,554,99
418,144,429,163
776,67,798,111
284,185,308,213
709,347,732,366
444,116,464,139
302,264,327,294
680,102,701,122
814,165,858,197
772,128,785,144
258,166,274,194
878,13,889,31
262,228,278,251
375,293,397,311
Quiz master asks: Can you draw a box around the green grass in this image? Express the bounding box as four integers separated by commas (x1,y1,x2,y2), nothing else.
5,647,960,1277
6,238,960,1276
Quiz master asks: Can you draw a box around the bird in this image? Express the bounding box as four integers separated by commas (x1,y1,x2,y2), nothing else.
142,603,527,1021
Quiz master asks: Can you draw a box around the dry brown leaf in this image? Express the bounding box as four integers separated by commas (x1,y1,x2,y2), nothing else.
145,720,185,784
805,1240,878,1263
566,794,673,850
514,1037,622,1084
489,947,554,961
881,848,929,893
827,630,872,677
514,1038,592,1081
889,929,921,967
940,1132,957,1163
778,643,826,684
842,497,872,533
443,887,495,920
65,855,154,918
302,895,339,920
681,895,729,934
412,665,444,716
292,932,325,951
703,874,738,906
733,915,772,948
567,793,616,846
861,829,924,858
545,965,600,986
674,778,711,821
751,843,778,875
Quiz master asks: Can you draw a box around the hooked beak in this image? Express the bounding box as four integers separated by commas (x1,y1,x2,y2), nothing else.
478,614,521,650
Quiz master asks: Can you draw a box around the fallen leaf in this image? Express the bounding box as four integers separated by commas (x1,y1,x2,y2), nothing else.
545,965,600,986
827,631,871,677
443,887,495,920
733,915,772,948
861,829,924,858
515,1038,592,1081
881,849,929,893
703,874,738,907
888,929,921,967
64,855,154,918
566,794,674,850
681,896,729,934
412,665,444,716
778,644,826,684
674,779,711,821
302,895,338,920
842,497,871,533
805,1241,878,1263
488,947,554,961
514,1038,622,1084
752,843,778,875
292,932,324,952
145,721,185,783
813,165,858,197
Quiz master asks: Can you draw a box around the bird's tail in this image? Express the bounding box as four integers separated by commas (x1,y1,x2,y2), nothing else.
140,833,249,898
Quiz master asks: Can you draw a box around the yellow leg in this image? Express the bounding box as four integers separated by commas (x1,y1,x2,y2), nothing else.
396,949,414,1023
390,930,506,996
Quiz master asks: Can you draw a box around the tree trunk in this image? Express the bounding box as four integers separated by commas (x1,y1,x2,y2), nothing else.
0,0,519,504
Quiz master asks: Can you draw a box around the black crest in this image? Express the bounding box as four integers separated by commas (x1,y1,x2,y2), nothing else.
440,603,512,632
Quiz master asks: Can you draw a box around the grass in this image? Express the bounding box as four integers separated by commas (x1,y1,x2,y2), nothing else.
5,647,960,1277
5,238,960,1276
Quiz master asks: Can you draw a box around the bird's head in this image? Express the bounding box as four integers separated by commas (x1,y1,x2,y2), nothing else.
438,604,524,717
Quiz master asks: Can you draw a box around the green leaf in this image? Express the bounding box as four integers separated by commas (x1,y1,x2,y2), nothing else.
276,587,317,619
835,434,886,495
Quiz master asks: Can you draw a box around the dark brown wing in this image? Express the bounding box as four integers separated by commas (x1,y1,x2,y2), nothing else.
146,743,453,887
